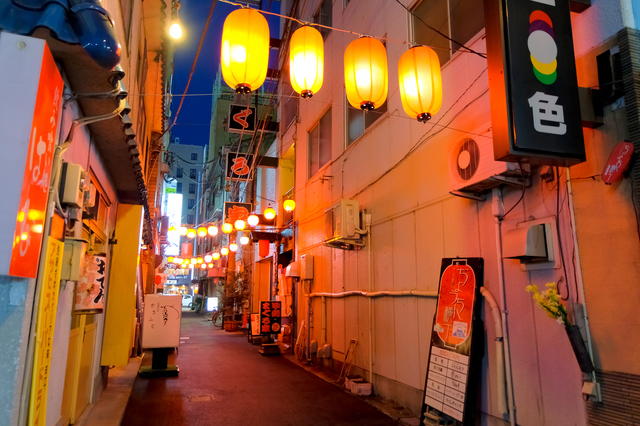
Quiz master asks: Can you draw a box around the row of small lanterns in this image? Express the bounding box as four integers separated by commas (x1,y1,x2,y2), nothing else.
167,202,294,239
221,8,443,121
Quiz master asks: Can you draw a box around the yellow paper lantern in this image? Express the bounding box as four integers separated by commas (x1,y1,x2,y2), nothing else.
208,263,214,268
264,207,276,220
190,258,197,265
240,236,250,245
204,254,213,263
168,226,177,234
188,264,194,269
197,227,207,237
186,228,196,239
290,26,324,98
283,199,296,212
179,226,188,236
201,264,207,269
197,257,203,264
235,219,246,230
230,243,238,252
221,247,229,256
221,8,270,94
212,252,221,260
247,214,259,227
398,46,443,122
222,223,233,234
208,225,218,236
344,37,388,111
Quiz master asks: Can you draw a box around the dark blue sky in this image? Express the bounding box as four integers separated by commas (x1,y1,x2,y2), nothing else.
170,0,281,147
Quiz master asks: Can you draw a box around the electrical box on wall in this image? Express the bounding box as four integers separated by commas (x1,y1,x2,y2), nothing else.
300,254,313,280
60,163,85,208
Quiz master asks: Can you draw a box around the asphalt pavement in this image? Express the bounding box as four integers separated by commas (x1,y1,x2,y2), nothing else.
120,310,399,426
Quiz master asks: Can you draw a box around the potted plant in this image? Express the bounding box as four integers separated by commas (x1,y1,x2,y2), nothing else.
219,271,250,332
525,283,594,374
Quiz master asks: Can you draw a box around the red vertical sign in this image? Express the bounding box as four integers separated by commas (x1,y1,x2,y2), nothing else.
10,44,63,278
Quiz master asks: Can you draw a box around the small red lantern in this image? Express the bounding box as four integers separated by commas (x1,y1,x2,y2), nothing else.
181,242,193,257
258,239,270,257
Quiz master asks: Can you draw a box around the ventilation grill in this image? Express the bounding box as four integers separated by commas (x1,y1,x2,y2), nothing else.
452,138,480,182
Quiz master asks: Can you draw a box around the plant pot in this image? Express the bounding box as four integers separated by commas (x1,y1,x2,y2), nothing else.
224,320,238,332
565,325,594,374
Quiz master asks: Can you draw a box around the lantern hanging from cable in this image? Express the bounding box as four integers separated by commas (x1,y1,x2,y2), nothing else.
181,242,193,257
212,252,221,260
230,243,238,252
179,226,188,236
208,263,214,268
290,26,324,98
221,247,229,256
398,46,443,122
247,214,259,227
197,227,207,237
167,256,174,263
222,223,233,234
344,36,388,111
240,236,250,245
234,219,246,230
208,225,218,236
264,207,276,220
168,226,177,234
204,254,212,263
197,257,203,264
201,264,207,269
221,8,270,94
258,239,270,257
283,199,296,212
186,228,196,239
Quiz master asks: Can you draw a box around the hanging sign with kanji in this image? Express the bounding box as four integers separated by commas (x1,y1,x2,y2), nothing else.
75,254,108,313
224,202,252,223
228,104,256,134
484,0,585,166
260,301,281,334
421,258,483,426
226,152,255,181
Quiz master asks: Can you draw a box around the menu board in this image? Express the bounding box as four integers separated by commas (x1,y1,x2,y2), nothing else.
421,258,483,426
142,294,182,348
260,301,281,334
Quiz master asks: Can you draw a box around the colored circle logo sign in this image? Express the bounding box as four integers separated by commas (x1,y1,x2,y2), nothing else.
528,10,557,85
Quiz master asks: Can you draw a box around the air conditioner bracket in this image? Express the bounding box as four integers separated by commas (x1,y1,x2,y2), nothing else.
450,191,486,202
489,175,530,188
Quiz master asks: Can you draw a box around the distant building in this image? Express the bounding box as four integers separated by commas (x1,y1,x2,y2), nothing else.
168,138,206,226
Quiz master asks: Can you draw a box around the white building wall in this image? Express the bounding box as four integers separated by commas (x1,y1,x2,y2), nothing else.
289,0,620,423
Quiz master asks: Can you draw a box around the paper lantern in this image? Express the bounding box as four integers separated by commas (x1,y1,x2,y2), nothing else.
221,247,229,256
259,239,270,257
181,242,193,257
204,254,213,263
191,258,197,264
398,46,443,122
168,226,177,234
264,207,276,220
240,236,250,245
221,8,270,94
197,257,203,264
167,256,174,263
290,26,324,98
201,264,207,269
248,214,259,227
234,219,246,230
208,225,218,236
344,37,388,111
208,263,214,268
179,226,188,236
212,252,220,260
197,227,207,237
222,223,233,234
230,243,238,252
283,199,296,212
186,228,196,239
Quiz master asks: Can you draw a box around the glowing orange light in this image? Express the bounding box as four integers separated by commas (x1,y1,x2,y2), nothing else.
222,223,233,234
398,46,443,122
204,254,213,263
264,207,276,220
212,252,221,260
197,227,207,237
221,247,229,256
197,257,203,264
234,219,246,230
230,243,238,252
208,263,214,268
20,232,28,241
187,228,196,239
208,225,218,236
31,224,43,233
167,256,174,263
290,26,324,98
283,199,296,212
240,236,250,245
344,36,388,111
247,214,259,226
17,211,25,222
179,226,188,236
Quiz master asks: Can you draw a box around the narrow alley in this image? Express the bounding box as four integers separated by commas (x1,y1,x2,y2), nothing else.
120,312,400,426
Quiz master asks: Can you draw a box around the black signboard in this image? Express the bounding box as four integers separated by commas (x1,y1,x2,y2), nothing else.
259,301,281,334
421,258,484,426
226,152,255,181
484,0,585,166
228,104,256,134
223,202,253,223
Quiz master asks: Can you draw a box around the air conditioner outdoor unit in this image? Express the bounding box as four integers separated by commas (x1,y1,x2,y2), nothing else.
324,199,364,249
448,125,529,198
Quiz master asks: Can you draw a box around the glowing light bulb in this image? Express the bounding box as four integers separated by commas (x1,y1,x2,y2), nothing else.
208,263,214,268
264,207,276,220
198,227,207,237
201,264,207,269
283,199,296,212
248,214,259,226
222,223,233,234
191,258,197,265
208,225,218,236
234,219,246,230
221,247,229,256
204,254,213,263
212,252,220,260
170,22,183,39
167,257,174,263
179,226,188,236
240,236,250,245
187,228,196,239
197,257,203,264
230,243,238,252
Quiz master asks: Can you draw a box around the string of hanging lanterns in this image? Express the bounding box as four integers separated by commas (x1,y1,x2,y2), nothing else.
219,4,443,122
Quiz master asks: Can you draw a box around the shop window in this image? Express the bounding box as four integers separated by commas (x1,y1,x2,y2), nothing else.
83,171,111,243
314,0,332,40
191,153,198,161
308,107,332,178
189,183,196,194
176,168,183,178
120,0,134,50
177,182,182,193
411,0,484,66
190,169,197,179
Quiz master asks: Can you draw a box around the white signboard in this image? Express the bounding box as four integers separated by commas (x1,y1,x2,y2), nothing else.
142,294,181,348
164,193,182,256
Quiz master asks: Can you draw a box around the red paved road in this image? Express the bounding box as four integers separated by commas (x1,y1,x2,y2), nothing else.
121,311,398,426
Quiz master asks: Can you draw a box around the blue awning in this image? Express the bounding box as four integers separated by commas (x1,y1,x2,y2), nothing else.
0,0,120,70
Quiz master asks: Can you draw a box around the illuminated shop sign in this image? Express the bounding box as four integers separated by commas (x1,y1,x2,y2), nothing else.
485,0,585,165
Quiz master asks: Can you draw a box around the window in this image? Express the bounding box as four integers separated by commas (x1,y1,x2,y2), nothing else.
411,0,484,66
188,199,195,209
120,0,134,50
191,153,198,161
190,169,197,179
187,214,194,224
176,168,183,178
308,107,332,178
189,183,196,194
176,182,183,193
347,101,387,146
313,0,332,40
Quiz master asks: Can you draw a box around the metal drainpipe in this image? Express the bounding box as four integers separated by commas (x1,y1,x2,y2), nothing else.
307,279,312,362
367,221,374,384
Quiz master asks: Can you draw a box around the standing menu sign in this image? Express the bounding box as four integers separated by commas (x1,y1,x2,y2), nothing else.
421,258,483,425
260,301,281,334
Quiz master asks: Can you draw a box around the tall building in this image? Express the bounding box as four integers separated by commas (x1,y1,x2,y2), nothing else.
167,139,206,226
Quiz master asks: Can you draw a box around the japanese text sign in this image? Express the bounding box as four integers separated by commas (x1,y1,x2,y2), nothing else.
75,254,108,313
224,202,253,222
602,142,634,185
421,258,483,426
484,0,585,166
10,43,63,278
259,301,281,334
226,152,255,181
228,104,256,134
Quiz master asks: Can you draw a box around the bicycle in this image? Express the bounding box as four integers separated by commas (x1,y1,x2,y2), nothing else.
211,310,223,328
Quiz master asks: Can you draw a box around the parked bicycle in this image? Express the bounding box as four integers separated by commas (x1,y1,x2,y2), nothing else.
212,310,223,328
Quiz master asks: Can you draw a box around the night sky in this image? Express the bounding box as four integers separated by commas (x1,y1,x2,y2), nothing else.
170,0,281,147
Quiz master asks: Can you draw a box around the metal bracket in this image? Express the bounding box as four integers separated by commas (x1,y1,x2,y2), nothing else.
450,190,486,202
488,175,530,188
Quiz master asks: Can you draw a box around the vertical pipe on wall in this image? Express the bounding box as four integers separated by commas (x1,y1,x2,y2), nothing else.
367,220,373,384
480,287,508,414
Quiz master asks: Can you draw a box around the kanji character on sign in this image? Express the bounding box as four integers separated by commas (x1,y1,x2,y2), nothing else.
528,92,567,135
